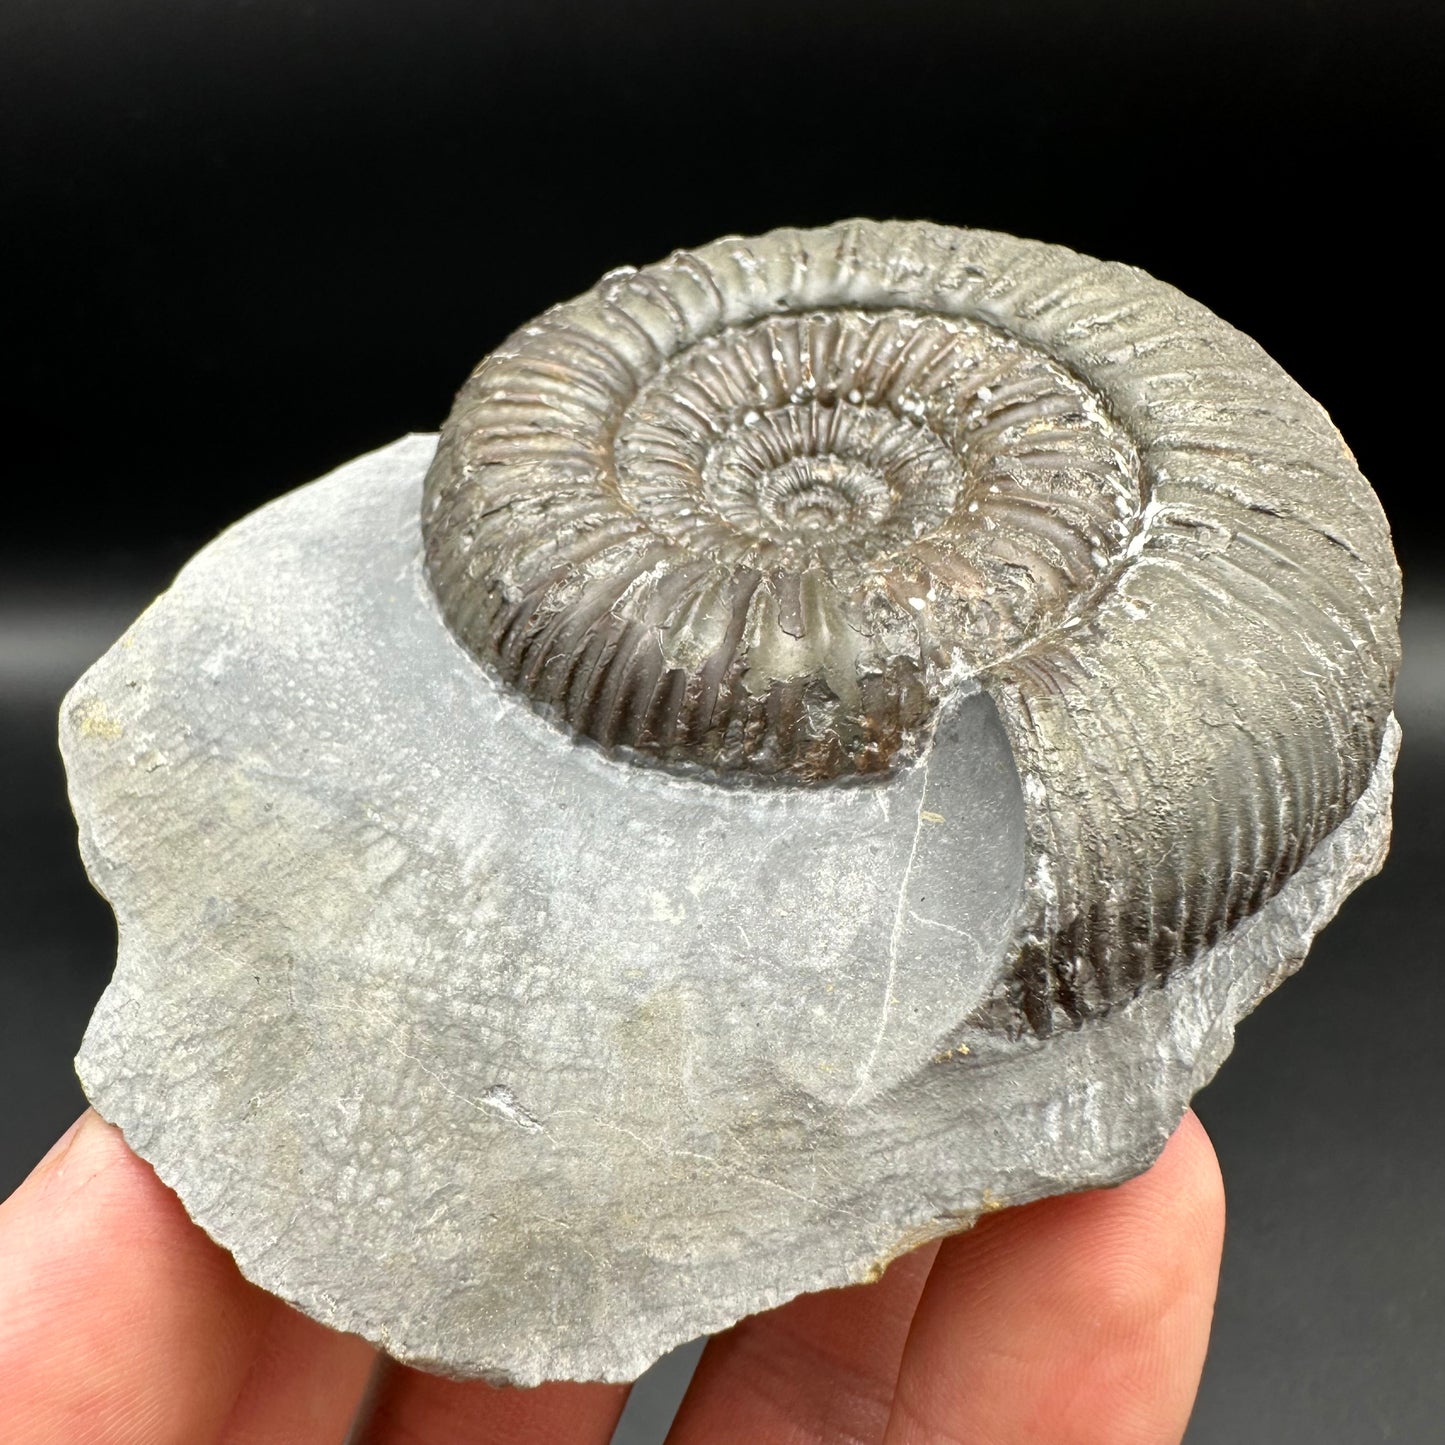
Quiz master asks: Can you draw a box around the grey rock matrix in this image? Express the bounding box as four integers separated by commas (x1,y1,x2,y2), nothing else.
64,222,1400,1383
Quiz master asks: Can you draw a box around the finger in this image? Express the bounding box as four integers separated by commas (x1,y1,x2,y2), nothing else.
666,1240,940,1444
0,1111,281,1445
218,1303,378,1445
884,1109,1225,1445
351,1360,629,1445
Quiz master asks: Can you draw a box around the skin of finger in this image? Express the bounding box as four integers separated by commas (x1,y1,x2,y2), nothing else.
0,1111,283,1445
218,1303,379,1445
666,1242,941,1445
351,1363,630,1445
883,1110,1225,1445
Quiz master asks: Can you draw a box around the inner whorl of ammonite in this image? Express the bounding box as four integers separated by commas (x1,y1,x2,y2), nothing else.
424,249,1145,782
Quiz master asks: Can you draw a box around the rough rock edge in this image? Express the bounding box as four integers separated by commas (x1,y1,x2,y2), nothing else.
61,436,1400,1385
69,703,1398,1383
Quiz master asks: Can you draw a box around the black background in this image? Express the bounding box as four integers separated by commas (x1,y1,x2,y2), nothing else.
3,3,1441,1441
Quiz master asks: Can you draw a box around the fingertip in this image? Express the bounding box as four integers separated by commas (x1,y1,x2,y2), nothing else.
24,1108,89,1176
1151,1108,1224,1209
1117,1109,1226,1281
667,1241,939,1445
885,1111,1226,1445
15,1109,165,1219
0,1111,278,1445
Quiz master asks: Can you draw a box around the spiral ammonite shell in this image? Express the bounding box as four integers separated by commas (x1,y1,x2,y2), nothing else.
423,240,1143,784
423,219,1400,1036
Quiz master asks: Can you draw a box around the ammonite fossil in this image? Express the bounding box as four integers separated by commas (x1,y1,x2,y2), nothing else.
63,221,1399,1383
423,221,1398,1036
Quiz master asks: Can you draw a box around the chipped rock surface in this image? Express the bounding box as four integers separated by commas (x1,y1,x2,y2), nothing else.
66,435,1398,1384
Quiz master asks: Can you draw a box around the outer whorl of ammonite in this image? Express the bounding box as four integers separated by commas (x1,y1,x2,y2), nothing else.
424,220,1399,1035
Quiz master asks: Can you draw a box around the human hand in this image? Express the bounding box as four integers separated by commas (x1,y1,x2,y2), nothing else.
0,1109,1222,1443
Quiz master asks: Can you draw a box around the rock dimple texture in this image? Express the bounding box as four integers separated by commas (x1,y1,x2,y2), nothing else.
66,222,1401,1386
